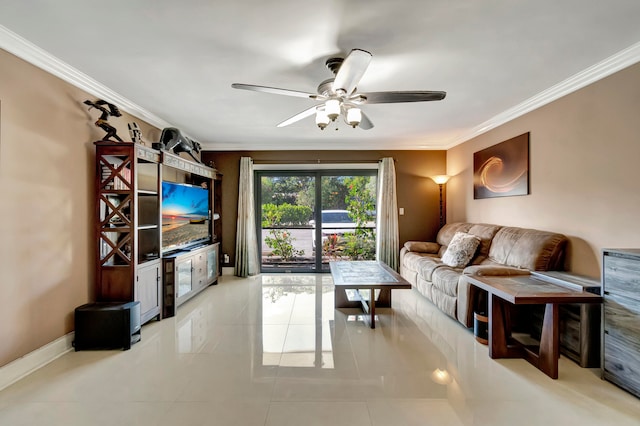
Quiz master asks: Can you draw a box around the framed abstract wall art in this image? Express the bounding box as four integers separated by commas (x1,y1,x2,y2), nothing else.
473,132,529,199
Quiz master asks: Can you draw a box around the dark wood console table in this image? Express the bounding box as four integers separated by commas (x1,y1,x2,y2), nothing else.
529,271,601,367
465,274,602,379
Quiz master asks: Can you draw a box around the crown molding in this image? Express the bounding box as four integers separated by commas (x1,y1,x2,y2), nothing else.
3,24,639,150
442,41,640,149
0,25,172,130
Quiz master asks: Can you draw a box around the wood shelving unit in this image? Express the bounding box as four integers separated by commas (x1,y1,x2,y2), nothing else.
94,141,222,324
94,141,162,324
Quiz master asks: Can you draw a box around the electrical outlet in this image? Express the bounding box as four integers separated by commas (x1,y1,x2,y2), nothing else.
399,207,405,215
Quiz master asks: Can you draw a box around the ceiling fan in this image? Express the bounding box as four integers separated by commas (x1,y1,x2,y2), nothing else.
231,49,446,130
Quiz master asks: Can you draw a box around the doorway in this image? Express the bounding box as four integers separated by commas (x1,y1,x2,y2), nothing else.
256,170,377,272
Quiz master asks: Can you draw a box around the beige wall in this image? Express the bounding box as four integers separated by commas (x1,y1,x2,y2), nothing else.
447,62,640,278
0,45,446,366
201,151,447,267
4,41,636,367
0,49,160,367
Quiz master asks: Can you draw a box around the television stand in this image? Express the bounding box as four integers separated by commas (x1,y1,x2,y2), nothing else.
162,242,220,318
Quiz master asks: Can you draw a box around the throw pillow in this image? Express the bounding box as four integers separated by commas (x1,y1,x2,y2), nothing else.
441,232,481,268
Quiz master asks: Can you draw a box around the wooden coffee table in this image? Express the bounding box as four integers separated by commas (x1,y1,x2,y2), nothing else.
465,274,602,379
330,261,411,329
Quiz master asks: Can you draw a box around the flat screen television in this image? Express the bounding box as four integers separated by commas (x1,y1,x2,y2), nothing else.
162,181,210,252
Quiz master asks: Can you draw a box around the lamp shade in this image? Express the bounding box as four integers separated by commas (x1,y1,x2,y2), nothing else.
315,109,330,129
325,99,340,121
430,175,450,185
346,107,362,128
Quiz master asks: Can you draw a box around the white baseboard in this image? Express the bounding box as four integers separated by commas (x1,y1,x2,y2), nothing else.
222,267,234,276
0,332,75,391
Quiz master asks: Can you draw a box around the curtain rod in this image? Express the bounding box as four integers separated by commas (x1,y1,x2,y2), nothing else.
252,157,395,164
254,163,380,171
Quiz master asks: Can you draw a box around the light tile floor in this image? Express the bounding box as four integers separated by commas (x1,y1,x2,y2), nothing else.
0,274,639,425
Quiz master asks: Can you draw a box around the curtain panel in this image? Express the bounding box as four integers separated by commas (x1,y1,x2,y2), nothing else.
235,157,259,277
376,157,399,271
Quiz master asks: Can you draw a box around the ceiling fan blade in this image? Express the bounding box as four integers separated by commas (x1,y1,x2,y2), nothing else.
231,83,317,99
359,110,374,130
276,105,318,127
360,91,447,104
333,49,372,95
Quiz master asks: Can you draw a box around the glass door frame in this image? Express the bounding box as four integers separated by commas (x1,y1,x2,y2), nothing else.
255,171,316,273
255,168,378,273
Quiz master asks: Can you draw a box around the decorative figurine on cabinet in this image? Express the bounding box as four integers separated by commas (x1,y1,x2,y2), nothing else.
84,99,124,142
128,122,143,144
159,127,202,163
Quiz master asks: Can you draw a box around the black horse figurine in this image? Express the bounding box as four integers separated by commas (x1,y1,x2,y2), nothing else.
160,127,202,163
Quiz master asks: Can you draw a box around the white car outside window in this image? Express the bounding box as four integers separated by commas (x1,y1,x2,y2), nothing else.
310,210,357,248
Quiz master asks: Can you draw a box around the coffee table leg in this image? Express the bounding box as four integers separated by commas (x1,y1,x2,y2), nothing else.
376,288,392,307
538,303,560,379
334,287,349,308
370,290,376,329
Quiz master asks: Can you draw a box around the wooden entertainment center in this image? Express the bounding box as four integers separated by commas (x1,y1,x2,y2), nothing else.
94,141,221,324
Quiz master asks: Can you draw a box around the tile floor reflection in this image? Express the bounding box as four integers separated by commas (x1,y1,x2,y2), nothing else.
0,274,639,425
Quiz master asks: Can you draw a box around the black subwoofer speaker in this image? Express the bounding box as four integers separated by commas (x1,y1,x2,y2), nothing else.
74,301,141,351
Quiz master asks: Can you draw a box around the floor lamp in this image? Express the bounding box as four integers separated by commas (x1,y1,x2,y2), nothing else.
430,175,450,228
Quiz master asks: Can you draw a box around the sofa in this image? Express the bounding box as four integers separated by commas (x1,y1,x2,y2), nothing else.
399,222,568,328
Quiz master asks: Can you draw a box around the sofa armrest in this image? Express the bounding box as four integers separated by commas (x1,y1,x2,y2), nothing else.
462,264,531,277
403,241,440,254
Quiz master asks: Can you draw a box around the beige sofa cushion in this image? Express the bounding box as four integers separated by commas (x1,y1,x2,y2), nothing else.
467,223,502,264
415,257,446,282
403,251,432,270
401,251,445,282
488,227,568,271
432,266,463,297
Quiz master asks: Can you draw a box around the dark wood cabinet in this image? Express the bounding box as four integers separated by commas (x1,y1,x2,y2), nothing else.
94,142,162,324
602,249,640,398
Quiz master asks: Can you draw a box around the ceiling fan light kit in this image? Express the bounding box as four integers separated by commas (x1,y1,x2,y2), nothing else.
232,48,446,131
325,99,341,121
315,107,330,130
346,107,362,128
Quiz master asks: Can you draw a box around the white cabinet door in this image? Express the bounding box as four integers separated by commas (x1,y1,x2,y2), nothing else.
136,259,161,322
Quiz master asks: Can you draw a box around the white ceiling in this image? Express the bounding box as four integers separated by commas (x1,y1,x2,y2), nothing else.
1,0,640,150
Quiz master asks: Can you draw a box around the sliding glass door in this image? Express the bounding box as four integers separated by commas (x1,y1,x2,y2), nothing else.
257,173,315,272
256,170,377,272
